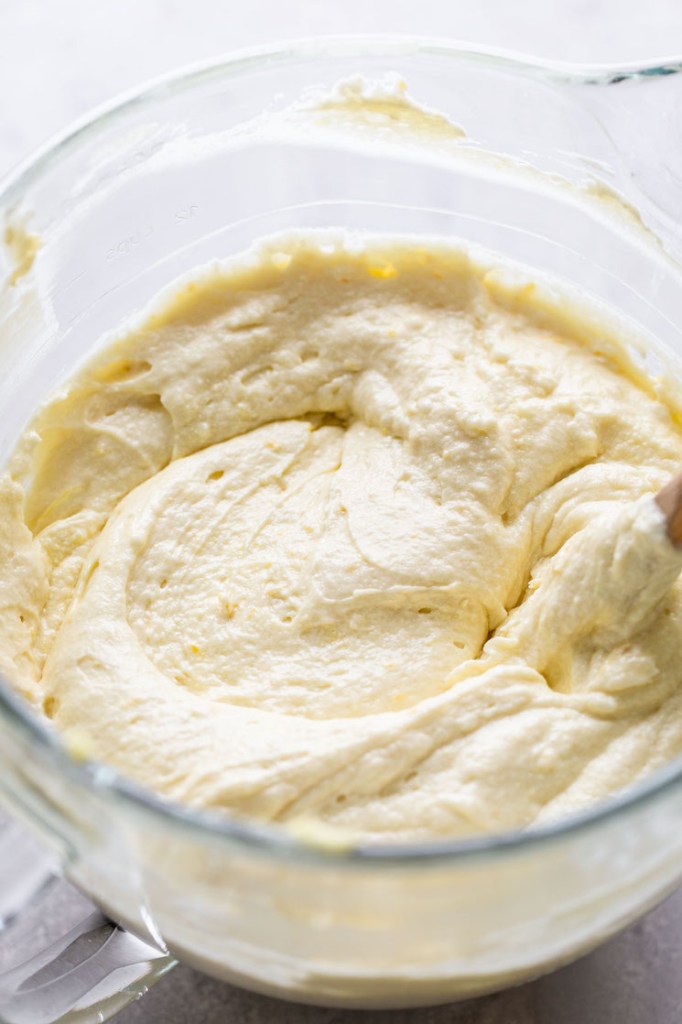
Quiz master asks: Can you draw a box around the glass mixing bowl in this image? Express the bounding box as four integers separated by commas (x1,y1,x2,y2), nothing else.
1,36,682,1024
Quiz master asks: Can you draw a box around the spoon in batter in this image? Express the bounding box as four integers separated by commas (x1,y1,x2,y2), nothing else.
489,470,682,693
656,470,682,547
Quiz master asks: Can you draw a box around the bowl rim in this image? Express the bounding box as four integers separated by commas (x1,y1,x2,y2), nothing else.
1,34,681,205
2,33,682,868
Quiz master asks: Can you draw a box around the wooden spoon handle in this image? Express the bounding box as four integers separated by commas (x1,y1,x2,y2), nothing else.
655,471,682,547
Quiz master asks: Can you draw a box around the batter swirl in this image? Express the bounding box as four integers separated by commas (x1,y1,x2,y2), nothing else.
2,232,682,841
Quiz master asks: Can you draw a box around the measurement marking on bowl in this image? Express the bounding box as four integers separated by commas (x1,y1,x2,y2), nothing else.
105,225,154,261
175,205,199,222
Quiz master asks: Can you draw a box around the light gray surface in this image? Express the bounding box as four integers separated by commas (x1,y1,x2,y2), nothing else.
2,2,682,1022
118,888,682,1023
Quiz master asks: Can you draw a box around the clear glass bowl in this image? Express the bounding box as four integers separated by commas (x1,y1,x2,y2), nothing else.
2,36,682,1023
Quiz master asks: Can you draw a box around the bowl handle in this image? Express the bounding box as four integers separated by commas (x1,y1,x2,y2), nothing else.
0,815,174,1024
579,62,682,251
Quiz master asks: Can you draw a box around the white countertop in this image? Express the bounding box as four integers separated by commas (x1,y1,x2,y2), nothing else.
2,0,682,177
2,1,682,1022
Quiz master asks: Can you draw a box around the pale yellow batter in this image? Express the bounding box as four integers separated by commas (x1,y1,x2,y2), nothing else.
2,231,682,842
